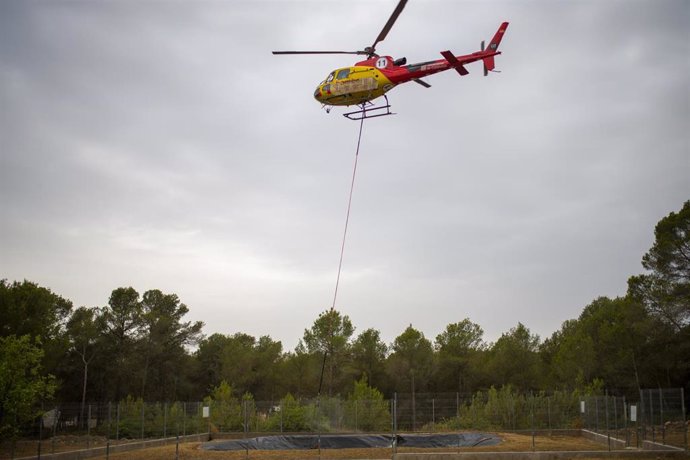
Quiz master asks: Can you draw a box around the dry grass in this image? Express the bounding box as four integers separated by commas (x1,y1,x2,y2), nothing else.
96,432,643,460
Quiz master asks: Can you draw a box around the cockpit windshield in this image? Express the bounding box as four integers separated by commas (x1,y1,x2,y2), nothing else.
326,72,335,83
336,68,350,80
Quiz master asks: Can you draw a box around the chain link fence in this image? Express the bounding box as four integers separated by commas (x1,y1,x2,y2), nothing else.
1,388,686,458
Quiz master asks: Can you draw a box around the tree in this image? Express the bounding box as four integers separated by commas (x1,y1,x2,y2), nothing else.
204,380,243,431
281,340,320,398
252,335,283,400
138,289,203,401
303,309,354,396
65,307,102,427
541,319,597,389
0,280,72,376
0,335,56,438
386,325,434,395
485,323,541,391
541,297,659,395
101,287,143,400
435,319,485,393
0,280,72,340
345,376,390,431
195,333,232,395
348,328,388,390
628,201,690,330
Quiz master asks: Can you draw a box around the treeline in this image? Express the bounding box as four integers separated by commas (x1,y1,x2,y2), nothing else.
1,201,688,436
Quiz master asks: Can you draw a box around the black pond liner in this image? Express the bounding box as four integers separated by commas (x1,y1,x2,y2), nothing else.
202,433,501,451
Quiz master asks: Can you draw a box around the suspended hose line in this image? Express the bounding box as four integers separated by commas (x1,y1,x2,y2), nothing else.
331,113,365,311
318,110,366,398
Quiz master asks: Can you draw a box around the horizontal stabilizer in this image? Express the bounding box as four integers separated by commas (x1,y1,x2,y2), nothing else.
440,50,469,76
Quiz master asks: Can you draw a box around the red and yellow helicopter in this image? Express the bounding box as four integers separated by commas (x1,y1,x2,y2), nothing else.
273,0,508,119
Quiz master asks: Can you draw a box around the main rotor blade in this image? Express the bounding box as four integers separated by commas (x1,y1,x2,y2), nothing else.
272,50,366,55
413,78,431,88
370,0,408,53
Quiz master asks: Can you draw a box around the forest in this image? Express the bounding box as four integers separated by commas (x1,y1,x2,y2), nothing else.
1,201,688,437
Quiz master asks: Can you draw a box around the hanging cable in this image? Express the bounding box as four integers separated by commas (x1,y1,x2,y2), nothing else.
318,106,366,399
331,110,366,311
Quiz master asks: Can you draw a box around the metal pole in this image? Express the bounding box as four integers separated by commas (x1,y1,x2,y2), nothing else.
52,405,58,456
605,392,610,451
116,402,120,441
243,400,248,460
393,393,398,458
547,396,551,433
530,393,535,451
183,402,186,437
456,392,460,419
681,388,686,452
37,408,42,460
614,396,618,438
650,390,655,443
355,399,358,432
432,398,435,431
639,389,644,446
107,402,111,460
624,397,628,448
660,389,665,445
87,404,92,450
164,403,168,438
141,403,145,440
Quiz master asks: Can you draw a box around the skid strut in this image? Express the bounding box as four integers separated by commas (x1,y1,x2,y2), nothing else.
343,95,395,120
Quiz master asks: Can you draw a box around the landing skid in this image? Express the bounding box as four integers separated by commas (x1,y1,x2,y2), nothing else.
343,95,395,121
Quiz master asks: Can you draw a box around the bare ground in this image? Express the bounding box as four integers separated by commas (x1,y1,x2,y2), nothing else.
95,432,676,460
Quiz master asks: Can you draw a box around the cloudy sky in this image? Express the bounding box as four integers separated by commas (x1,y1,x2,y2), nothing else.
1,0,688,351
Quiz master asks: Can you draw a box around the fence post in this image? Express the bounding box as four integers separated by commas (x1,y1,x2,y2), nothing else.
432,398,436,431
456,392,460,419
659,389,665,445
106,402,111,459
141,403,145,439
624,397,629,447
87,404,92,450
681,388,687,452
605,392,610,451
650,390,655,443
116,401,120,441
354,399,358,432
613,396,618,435
412,384,416,432
530,393,535,451
37,408,42,460
393,393,398,457
52,404,59,456
547,396,551,433
243,400,248,459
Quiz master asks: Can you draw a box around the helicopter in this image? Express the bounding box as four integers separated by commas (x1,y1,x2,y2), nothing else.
273,0,509,119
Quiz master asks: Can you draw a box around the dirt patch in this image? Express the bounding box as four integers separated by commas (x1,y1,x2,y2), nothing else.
95,432,649,459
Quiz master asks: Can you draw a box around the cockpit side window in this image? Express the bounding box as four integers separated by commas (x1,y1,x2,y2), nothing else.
336,68,350,80
326,72,335,83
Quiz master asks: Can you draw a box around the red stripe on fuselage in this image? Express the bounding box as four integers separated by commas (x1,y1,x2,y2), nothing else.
380,51,500,84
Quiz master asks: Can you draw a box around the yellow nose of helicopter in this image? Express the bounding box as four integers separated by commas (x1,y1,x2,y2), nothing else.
314,86,322,102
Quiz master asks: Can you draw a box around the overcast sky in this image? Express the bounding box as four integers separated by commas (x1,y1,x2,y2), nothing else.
1,0,688,351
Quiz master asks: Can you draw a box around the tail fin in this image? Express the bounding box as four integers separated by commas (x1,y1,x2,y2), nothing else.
482,22,508,75
486,22,509,52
